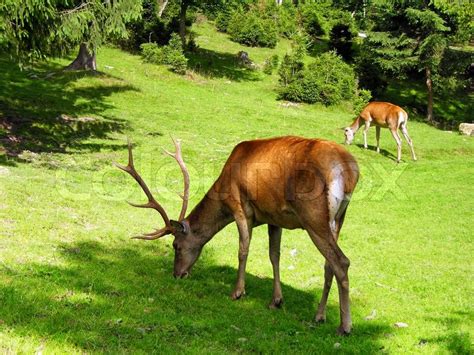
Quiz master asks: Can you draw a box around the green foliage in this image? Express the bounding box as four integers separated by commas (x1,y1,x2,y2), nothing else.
215,7,234,32
277,53,304,87
355,31,415,96
140,34,187,74
262,54,279,75
279,51,364,106
434,47,472,94
227,9,278,48
0,0,141,63
299,3,328,38
352,88,372,114
264,1,298,39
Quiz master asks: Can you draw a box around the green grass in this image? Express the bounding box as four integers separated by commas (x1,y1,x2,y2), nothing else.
0,20,473,353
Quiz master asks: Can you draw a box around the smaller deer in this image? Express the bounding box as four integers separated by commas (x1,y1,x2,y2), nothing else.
344,102,417,162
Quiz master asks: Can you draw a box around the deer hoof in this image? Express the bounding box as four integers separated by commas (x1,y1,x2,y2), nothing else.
314,314,326,323
231,289,245,300
268,298,283,309
337,325,351,336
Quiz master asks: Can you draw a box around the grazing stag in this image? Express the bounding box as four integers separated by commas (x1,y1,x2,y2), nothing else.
116,136,359,334
344,102,417,162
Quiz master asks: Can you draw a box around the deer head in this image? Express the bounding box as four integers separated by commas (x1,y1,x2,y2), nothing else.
115,139,201,278
344,127,354,145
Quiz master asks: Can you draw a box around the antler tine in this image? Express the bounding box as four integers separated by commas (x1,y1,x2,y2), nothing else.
131,227,171,240
115,139,171,228
164,138,190,221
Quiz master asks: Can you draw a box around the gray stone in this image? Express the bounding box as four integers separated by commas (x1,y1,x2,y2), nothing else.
459,123,474,136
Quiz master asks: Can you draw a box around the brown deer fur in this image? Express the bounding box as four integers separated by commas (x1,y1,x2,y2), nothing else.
117,136,359,334
344,102,417,162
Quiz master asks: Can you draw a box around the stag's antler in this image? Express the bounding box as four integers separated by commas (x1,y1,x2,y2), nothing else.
114,138,190,240
164,138,190,221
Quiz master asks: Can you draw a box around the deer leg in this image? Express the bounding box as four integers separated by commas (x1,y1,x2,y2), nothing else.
375,126,381,153
315,197,348,323
390,129,403,163
315,261,334,322
363,121,371,149
400,124,417,161
268,224,283,309
303,218,351,335
231,215,252,300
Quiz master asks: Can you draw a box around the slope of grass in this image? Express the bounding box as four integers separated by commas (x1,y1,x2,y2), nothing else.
0,21,473,353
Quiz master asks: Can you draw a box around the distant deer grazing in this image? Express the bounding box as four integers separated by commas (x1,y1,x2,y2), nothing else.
116,136,359,335
344,102,417,162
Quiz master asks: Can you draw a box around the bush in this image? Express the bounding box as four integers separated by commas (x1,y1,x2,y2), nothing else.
263,2,298,39
299,3,328,39
227,10,278,48
352,88,372,113
277,53,304,86
140,33,187,74
263,54,279,75
215,9,233,32
279,51,366,106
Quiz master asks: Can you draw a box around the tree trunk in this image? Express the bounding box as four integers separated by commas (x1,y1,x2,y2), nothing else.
179,1,189,47
425,67,434,123
157,0,169,17
65,43,97,71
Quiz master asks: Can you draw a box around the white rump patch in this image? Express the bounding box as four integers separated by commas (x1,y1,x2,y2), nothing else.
327,166,351,234
398,111,406,126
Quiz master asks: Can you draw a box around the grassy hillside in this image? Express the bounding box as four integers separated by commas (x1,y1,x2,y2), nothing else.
0,21,473,353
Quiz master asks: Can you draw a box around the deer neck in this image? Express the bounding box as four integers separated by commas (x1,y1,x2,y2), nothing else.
186,192,233,245
350,117,362,132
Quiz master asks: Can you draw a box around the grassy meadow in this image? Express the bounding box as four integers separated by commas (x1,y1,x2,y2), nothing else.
0,21,473,353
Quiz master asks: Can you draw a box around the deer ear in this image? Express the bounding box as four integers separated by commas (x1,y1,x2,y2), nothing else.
170,220,188,234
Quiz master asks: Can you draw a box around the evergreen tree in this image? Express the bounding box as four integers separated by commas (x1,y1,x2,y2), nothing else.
0,0,142,69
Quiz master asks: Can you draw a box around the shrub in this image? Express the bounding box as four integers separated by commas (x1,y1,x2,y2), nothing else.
279,51,367,106
263,54,280,75
263,2,298,39
215,9,233,32
277,53,304,86
352,88,372,113
140,43,165,64
227,10,278,48
299,4,328,39
140,33,187,74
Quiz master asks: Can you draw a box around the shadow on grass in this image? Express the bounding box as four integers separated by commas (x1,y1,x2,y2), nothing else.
425,312,473,354
0,57,138,160
355,143,398,162
0,241,390,352
186,48,262,82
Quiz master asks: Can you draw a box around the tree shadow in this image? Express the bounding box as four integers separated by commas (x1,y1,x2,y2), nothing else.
0,241,390,352
0,57,138,160
186,48,262,82
424,311,473,354
355,143,398,161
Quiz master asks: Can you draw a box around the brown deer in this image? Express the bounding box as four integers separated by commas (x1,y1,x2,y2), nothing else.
116,136,359,334
344,102,417,162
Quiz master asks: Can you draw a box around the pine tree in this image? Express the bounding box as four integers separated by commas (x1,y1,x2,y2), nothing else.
0,0,142,69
